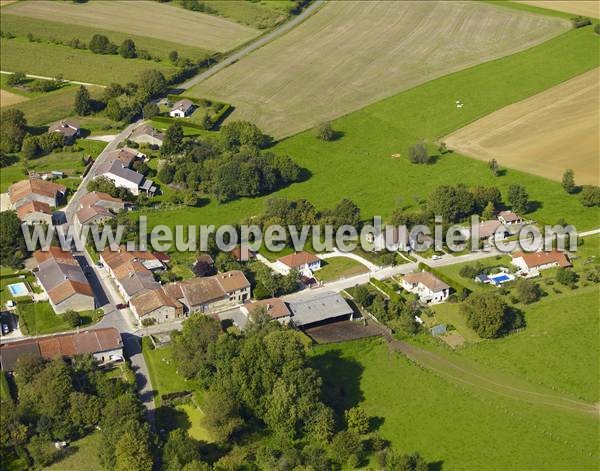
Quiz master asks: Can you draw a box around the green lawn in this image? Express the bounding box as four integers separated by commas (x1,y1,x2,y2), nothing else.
176,403,212,443
315,257,369,282
311,338,599,470
46,431,103,471
429,302,481,344
433,255,513,292
0,139,106,191
184,0,289,29
0,13,212,62
17,302,103,336
0,268,38,306
0,371,13,403
455,286,600,402
0,37,178,85
140,26,600,233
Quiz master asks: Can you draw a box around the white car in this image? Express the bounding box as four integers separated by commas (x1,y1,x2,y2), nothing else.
1,324,9,335
432,255,442,260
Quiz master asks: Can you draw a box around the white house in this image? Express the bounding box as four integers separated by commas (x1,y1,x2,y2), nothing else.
48,119,80,144
169,99,195,118
497,210,522,226
275,251,321,276
511,250,571,275
401,271,450,304
96,161,156,196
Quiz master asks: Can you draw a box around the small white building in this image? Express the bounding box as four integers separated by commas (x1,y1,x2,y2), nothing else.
401,271,450,304
275,251,321,276
497,210,522,226
169,99,195,118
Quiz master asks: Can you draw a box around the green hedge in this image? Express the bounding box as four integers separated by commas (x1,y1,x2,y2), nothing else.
417,262,471,298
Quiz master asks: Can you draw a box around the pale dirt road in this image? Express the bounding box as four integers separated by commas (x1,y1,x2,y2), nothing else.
517,1,600,18
445,68,600,185
0,89,27,107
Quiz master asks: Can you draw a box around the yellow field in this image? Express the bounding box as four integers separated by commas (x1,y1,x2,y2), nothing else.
518,1,600,18
0,89,28,107
444,68,599,185
3,0,259,52
189,1,569,138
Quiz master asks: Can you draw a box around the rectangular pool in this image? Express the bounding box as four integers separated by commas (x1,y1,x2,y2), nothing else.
488,273,514,285
7,282,29,297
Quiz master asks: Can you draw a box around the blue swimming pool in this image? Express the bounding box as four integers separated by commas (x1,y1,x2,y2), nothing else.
488,273,514,285
7,282,29,297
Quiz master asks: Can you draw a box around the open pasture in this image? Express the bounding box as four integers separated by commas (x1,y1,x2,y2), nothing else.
3,0,260,53
517,1,600,18
311,338,599,470
444,68,600,185
189,0,569,138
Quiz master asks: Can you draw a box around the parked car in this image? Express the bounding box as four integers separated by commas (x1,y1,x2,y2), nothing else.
1,324,9,335
116,303,129,310
432,255,442,260
96,262,104,268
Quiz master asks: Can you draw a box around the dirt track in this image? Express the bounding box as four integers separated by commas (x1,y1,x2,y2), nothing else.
445,68,599,185
518,1,600,18
0,89,27,107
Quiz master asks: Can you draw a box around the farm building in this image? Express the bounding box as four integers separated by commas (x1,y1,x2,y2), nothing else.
287,291,354,328
511,250,571,274
163,270,251,314
75,204,115,233
241,297,291,324
129,287,184,324
169,99,196,118
0,327,123,371
33,248,95,313
401,271,450,304
16,200,53,225
79,191,125,212
95,160,156,196
106,147,146,168
276,251,321,275
129,124,164,147
8,178,66,209
48,119,80,144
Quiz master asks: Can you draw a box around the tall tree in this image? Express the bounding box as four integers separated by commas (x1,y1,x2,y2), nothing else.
460,292,508,338
562,169,576,194
161,122,184,156
74,85,92,116
0,108,27,153
507,184,529,214
0,211,27,267
114,428,153,471
118,39,137,58
137,69,167,100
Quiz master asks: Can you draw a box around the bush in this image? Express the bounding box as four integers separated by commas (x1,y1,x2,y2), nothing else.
408,142,430,164
6,71,26,87
556,267,578,287
571,16,592,28
580,185,600,207
316,121,334,141
63,310,81,327
141,318,156,327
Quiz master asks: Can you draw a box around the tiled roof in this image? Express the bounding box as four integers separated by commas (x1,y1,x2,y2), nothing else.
278,251,320,269
8,179,66,205
403,272,449,292
512,250,571,269
16,200,52,219
130,288,181,317
244,297,290,319
80,191,123,208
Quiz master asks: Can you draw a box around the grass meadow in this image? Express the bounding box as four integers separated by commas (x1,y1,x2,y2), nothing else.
141,25,600,233
315,257,369,282
311,338,599,470
0,38,178,85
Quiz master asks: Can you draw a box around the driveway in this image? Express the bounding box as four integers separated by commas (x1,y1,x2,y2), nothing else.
123,334,155,427
318,249,381,271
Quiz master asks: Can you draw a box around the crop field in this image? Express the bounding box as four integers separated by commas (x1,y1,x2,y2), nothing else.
0,13,212,62
0,89,27,107
0,38,178,86
517,1,600,18
3,0,260,53
143,26,600,234
311,338,599,470
445,68,599,185
189,0,569,138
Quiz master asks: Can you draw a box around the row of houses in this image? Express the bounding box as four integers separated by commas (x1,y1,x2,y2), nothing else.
0,327,122,371
33,247,95,313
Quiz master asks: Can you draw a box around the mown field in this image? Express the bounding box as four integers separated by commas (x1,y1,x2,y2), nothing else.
0,38,178,85
3,0,260,53
517,1,600,18
445,68,599,185
190,0,569,138
142,25,600,234
0,13,212,62
311,338,599,470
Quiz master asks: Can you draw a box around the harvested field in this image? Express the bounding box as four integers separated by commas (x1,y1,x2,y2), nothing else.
189,0,569,138
517,1,600,18
4,0,259,52
444,68,600,185
0,89,28,107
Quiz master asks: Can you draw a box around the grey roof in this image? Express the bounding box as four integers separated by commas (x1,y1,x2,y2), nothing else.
119,272,159,298
430,324,447,336
287,291,353,327
130,124,164,141
0,342,40,371
37,258,88,292
171,99,195,113
103,161,144,185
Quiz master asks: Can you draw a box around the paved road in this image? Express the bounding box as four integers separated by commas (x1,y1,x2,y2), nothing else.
180,0,325,90
0,70,105,88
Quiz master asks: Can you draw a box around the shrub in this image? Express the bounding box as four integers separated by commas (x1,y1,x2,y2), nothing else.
408,142,430,164
63,310,82,327
141,318,156,327
316,121,334,141
556,267,578,286
514,278,541,304
571,16,592,28
6,71,26,87
580,185,600,207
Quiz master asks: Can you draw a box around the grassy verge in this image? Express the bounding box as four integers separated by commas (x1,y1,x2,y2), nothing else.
45,431,103,471
315,257,369,282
